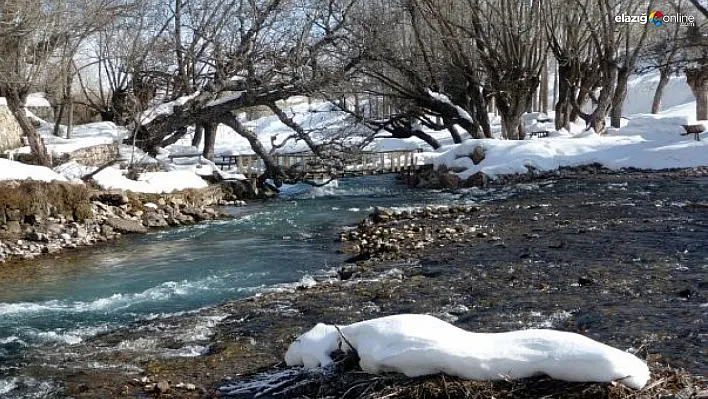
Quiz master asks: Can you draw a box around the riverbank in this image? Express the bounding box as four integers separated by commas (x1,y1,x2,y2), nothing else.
4,172,704,398
0,182,237,263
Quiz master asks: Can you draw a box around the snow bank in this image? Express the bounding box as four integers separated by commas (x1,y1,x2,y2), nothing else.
0,159,68,182
285,314,650,390
10,122,129,161
92,167,208,193
0,93,51,108
427,110,707,179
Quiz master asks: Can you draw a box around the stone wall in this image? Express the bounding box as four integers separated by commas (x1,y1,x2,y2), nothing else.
55,143,120,167
0,106,22,154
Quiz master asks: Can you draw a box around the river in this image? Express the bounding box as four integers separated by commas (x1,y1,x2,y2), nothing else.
0,176,513,396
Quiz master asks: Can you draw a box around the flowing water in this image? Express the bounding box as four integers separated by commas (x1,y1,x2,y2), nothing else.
0,175,706,397
0,176,516,395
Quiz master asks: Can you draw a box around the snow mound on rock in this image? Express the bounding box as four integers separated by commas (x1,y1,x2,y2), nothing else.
285,314,650,390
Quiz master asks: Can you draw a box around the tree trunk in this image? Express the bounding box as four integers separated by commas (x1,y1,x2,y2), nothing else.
412,130,441,149
651,68,671,114
192,124,204,147
66,69,75,139
552,59,558,108
201,122,218,161
221,117,286,181
610,67,630,128
5,88,52,166
582,61,617,134
500,116,520,140
554,61,572,131
66,96,74,139
540,58,549,114
469,84,492,138
53,101,66,137
447,125,463,143
686,66,708,120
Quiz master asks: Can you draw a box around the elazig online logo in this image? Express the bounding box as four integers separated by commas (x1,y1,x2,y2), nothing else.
615,10,695,26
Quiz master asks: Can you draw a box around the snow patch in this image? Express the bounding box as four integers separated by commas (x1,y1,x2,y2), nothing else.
285,314,650,389
0,159,69,183
0,92,51,107
92,167,207,193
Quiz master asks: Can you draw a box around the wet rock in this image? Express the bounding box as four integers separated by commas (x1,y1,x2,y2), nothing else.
92,191,129,206
577,276,595,286
340,241,361,255
345,252,370,263
676,288,695,299
27,231,49,242
337,265,358,280
439,173,460,189
176,382,196,391
372,207,394,223
105,218,148,234
470,145,485,165
465,171,488,188
181,206,208,221
175,213,195,224
156,380,170,394
449,304,470,316
143,212,169,228
3,220,22,235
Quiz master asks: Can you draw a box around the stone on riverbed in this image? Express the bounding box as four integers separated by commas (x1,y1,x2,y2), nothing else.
105,218,148,234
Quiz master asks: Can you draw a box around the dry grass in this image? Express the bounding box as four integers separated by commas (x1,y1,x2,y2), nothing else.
0,181,92,222
226,351,706,399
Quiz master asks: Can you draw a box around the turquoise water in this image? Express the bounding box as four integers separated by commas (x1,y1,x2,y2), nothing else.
0,176,468,359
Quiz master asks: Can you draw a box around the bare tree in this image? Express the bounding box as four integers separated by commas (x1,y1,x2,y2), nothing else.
466,0,547,139
545,1,596,130
0,0,127,165
610,1,653,127
120,0,362,186
348,0,493,145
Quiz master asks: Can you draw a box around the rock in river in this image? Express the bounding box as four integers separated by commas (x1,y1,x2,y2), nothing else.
105,218,148,234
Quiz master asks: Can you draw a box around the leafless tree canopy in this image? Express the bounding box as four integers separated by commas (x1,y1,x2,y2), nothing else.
1,0,706,170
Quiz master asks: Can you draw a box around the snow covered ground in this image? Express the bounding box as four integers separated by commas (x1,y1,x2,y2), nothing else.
0,159,68,183
285,314,650,389
0,93,52,108
2,111,211,193
427,106,707,180
423,74,707,179
91,168,208,193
